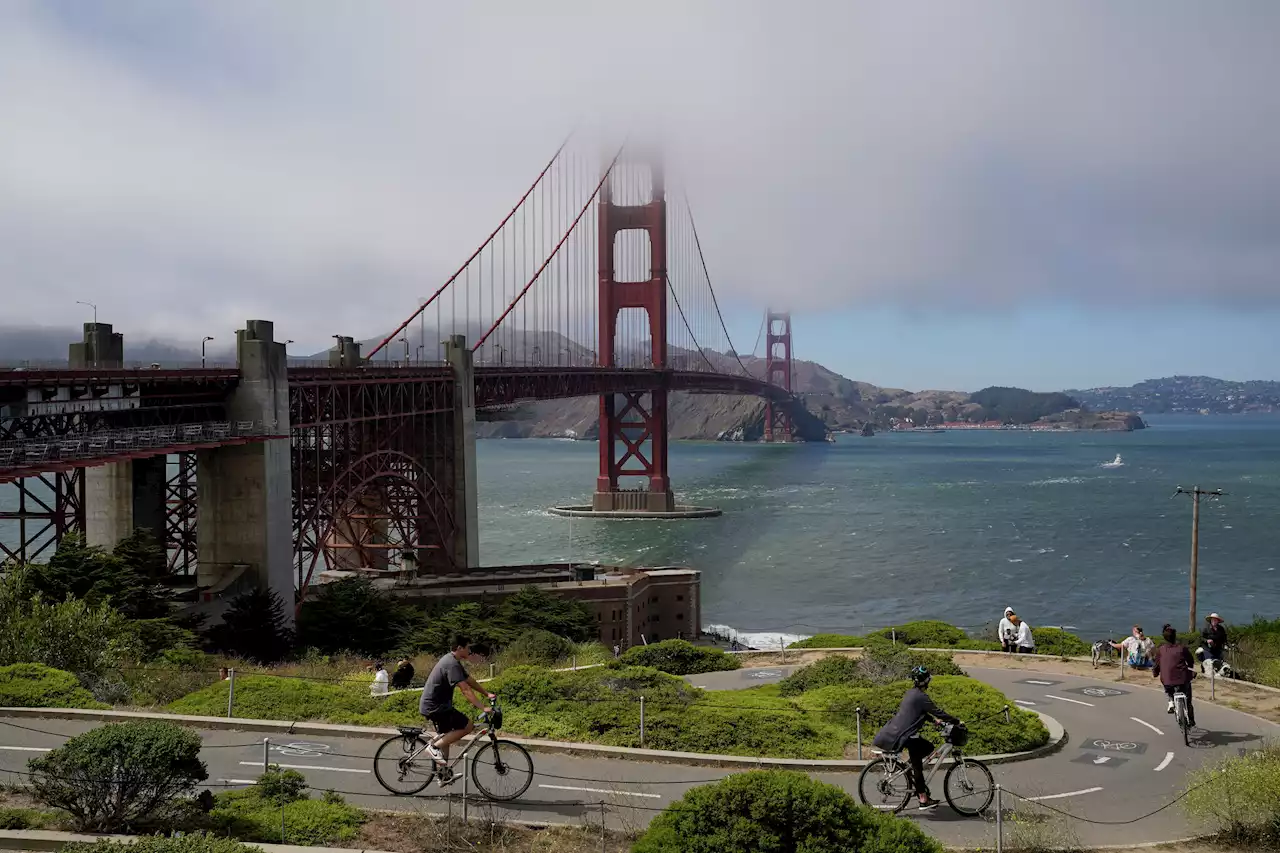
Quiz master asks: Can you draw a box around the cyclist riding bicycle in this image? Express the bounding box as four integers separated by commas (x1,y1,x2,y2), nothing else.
1152,624,1196,728
420,636,496,781
872,666,962,810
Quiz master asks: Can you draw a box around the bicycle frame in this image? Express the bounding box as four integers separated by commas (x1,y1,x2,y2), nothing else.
401,717,497,777
880,740,957,790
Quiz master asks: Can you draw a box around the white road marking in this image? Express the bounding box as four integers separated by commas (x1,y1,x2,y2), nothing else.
219,779,259,785
1026,787,1104,802
1130,717,1164,736
0,746,51,752
1014,700,1037,707
1154,752,1175,772
1092,756,1112,765
1045,694,1095,707
239,761,369,774
1024,680,1055,685
539,784,661,799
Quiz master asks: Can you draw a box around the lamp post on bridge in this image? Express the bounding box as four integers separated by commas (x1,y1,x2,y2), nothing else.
201,336,214,368
398,337,409,364
332,334,344,367
76,301,99,368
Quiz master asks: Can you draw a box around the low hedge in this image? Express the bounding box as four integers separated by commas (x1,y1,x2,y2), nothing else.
633,770,944,853
620,639,741,675
795,676,1049,756
210,769,365,845
0,663,108,710
1183,742,1280,846
788,619,1090,656
62,836,263,853
779,647,965,696
167,675,376,721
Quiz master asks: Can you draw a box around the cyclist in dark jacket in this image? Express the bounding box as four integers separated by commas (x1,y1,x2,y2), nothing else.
872,666,960,810
1152,624,1196,727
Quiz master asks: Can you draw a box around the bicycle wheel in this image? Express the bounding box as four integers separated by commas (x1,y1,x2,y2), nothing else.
373,734,436,795
1179,703,1191,746
857,758,913,813
943,758,995,816
470,739,534,801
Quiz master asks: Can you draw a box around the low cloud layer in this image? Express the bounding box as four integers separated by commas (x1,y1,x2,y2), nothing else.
2,1,1278,348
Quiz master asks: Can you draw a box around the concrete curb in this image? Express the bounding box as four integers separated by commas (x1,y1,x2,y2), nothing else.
0,830,394,853
0,706,1065,772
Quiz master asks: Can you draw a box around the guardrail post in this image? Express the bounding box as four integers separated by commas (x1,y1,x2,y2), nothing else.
600,801,606,852
855,707,864,761
639,696,646,747
572,654,577,671
227,668,236,718
1210,657,1217,700
892,629,897,646
779,636,785,662
462,751,469,822
995,785,1003,853
489,663,496,679
263,738,270,772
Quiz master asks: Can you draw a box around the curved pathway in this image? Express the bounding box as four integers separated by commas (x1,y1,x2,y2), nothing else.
0,664,1273,848
690,663,1277,847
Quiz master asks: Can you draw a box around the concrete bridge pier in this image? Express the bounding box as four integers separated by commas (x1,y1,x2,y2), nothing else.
196,320,295,626
446,335,480,569
68,323,168,551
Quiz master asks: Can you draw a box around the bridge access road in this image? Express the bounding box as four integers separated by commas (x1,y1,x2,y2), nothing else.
690,663,1277,848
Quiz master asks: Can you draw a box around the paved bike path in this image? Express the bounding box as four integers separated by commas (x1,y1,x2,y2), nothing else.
0,664,1273,848
690,664,1277,847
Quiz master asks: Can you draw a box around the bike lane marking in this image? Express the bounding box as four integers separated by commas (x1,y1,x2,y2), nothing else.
1014,700,1037,707
0,746,50,752
1130,717,1165,736
1154,752,1175,772
1045,694,1095,707
1026,786,1104,801
539,784,661,799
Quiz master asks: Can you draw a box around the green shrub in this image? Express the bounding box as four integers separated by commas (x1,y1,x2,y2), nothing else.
503,629,577,668
788,633,864,649
1030,626,1092,656
632,770,944,853
0,806,59,829
296,577,416,658
0,663,108,709
28,721,208,831
1183,742,1280,845
854,644,966,686
205,588,294,664
167,674,376,721
62,834,264,853
0,568,143,678
209,771,365,845
621,639,741,675
798,676,1047,756
778,656,866,696
870,620,971,648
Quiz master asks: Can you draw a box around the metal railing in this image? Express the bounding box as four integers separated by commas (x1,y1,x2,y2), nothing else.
0,420,277,470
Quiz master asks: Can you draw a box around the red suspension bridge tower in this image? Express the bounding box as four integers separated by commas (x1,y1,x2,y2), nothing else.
592,152,674,513
763,310,794,442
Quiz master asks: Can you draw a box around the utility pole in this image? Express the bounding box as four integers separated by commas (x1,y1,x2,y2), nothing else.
1174,486,1225,633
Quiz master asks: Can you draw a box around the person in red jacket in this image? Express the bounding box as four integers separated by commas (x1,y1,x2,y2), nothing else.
1152,624,1197,728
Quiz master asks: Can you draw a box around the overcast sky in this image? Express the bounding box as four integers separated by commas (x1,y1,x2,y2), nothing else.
2,1,1278,390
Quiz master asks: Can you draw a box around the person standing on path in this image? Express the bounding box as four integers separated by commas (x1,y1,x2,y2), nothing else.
999,607,1017,653
1014,616,1036,655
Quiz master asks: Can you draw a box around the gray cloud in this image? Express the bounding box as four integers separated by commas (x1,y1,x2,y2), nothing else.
1,1,1278,350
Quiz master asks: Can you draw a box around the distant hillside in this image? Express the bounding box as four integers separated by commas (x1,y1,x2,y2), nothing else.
1069,376,1280,414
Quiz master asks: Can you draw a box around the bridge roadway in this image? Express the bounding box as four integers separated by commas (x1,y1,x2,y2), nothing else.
0,665,1269,847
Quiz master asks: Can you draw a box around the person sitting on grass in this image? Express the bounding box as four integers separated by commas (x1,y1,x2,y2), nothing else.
1111,625,1155,668
390,658,415,690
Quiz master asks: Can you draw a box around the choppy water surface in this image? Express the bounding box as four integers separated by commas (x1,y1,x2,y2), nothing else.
477,415,1280,643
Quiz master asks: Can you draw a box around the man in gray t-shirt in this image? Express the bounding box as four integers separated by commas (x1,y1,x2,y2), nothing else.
420,636,494,765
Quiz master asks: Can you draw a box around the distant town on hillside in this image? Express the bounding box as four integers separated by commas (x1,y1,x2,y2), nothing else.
1068,376,1280,415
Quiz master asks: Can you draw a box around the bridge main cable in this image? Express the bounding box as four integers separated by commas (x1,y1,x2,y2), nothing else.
366,132,574,360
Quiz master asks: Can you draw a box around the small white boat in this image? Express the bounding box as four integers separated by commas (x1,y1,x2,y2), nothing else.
1100,454,1124,469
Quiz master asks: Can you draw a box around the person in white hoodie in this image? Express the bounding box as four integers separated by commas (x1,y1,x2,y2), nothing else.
998,607,1017,653
1013,616,1036,655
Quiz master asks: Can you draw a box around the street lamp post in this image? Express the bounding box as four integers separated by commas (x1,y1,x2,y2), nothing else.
201,336,214,368
332,334,343,367
399,337,409,364
76,301,99,368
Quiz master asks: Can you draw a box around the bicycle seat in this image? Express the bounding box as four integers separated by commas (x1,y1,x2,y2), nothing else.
869,748,887,756
396,726,424,737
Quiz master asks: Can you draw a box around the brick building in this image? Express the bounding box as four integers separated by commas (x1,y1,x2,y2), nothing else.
313,562,700,648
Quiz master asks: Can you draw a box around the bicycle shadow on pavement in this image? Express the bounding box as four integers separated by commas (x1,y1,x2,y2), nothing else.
1188,728,1263,750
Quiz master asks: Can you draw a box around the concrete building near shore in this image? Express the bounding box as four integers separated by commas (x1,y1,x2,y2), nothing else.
313,561,700,648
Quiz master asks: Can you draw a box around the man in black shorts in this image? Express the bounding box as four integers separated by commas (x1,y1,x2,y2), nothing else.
420,636,495,771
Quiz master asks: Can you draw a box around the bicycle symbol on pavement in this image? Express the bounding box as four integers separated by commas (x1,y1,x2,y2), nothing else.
750,670,784,679
271,742,331,757
1091,740,1138,751
1082,688,1125,698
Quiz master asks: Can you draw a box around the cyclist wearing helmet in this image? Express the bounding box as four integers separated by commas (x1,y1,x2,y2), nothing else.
872,666,961,810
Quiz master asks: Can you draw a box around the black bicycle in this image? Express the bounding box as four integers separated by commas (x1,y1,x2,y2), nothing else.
372,699,534,800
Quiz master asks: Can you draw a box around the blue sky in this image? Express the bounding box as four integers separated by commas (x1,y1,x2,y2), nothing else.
2,2,1278,392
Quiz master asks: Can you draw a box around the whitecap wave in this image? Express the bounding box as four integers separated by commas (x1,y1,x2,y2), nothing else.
702,624,810,650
